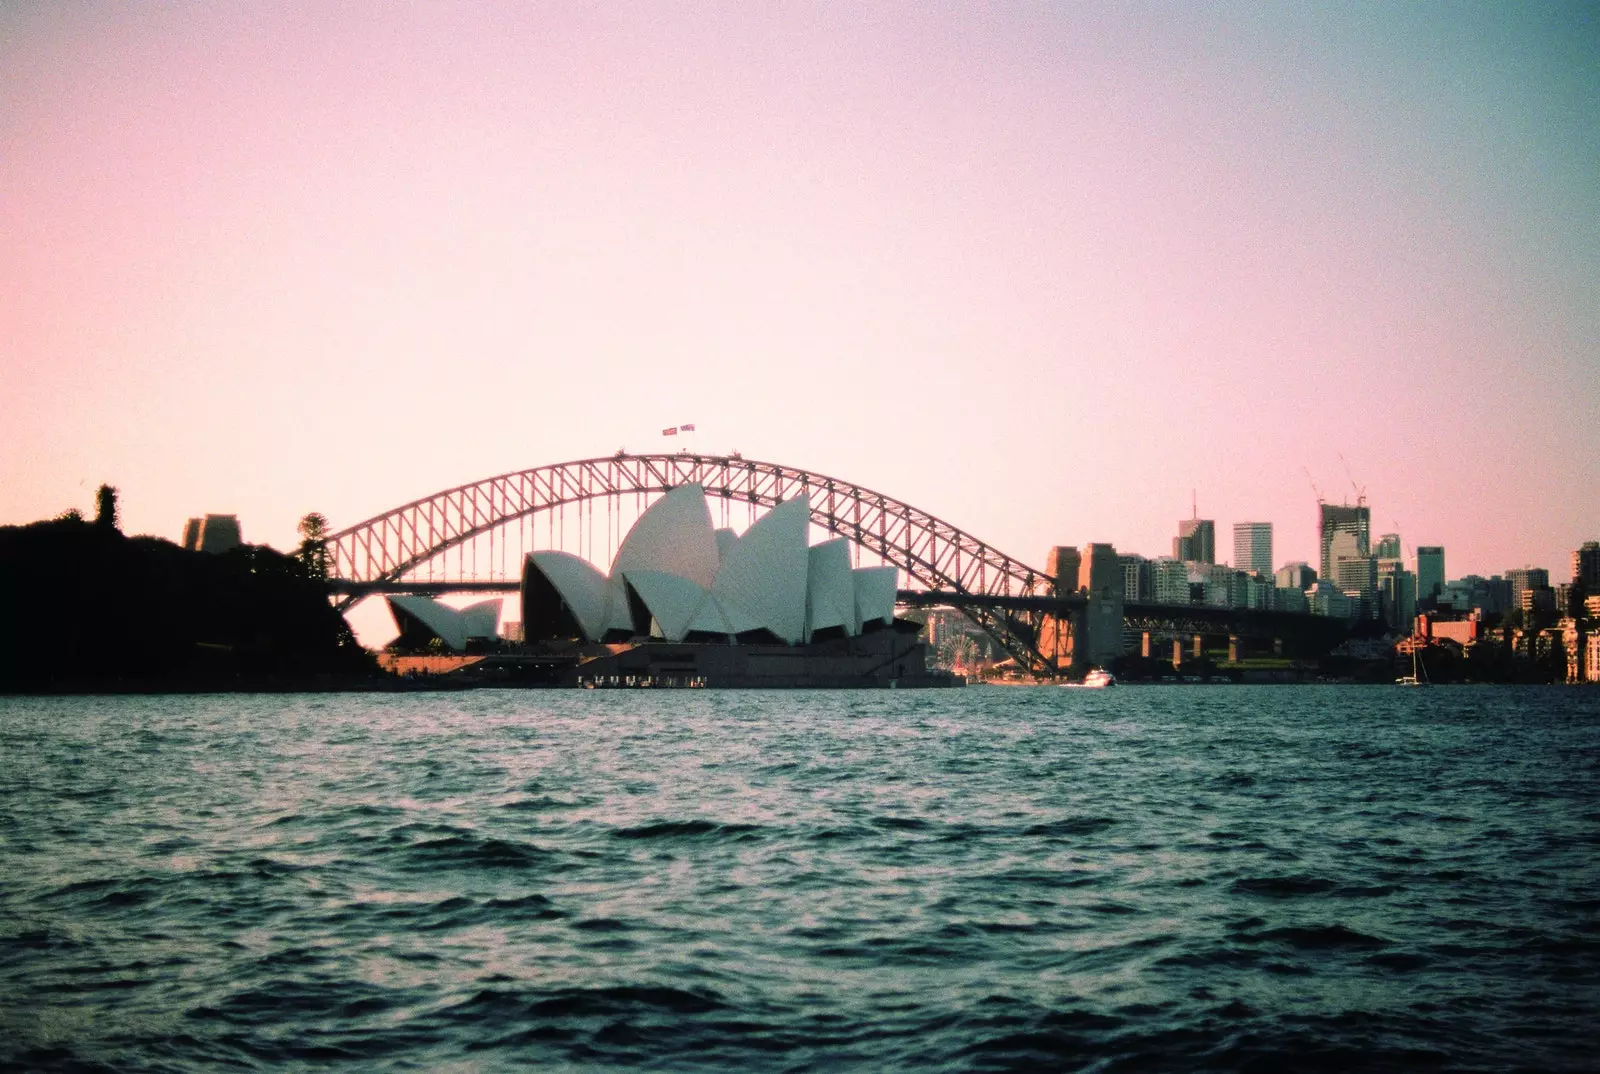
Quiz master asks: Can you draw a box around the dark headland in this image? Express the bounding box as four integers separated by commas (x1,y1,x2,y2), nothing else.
0,511,380,694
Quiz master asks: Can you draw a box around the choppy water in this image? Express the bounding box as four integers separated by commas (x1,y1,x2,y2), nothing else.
2,686,1598,1072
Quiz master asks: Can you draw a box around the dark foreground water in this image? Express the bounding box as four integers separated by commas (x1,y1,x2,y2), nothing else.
2,687,1598,1072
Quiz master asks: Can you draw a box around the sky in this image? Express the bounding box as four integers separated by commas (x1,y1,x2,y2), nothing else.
5,2,1599,620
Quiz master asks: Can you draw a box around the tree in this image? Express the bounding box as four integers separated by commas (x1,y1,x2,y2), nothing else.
297,512,329,580
94,484,120,532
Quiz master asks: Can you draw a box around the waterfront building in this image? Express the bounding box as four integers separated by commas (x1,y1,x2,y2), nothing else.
1243,572,1271,610
1174,517,1215,564
1377,559,1416,632
1575,542,1600,591
1273,586,1308,613
1416,546,1445,603
1319,504,1370,582
1508,568,1551,618
1308,580,1354,619
1333,543,1378,619
520,484,897,646
1151,557,1191,605
1275,562,1316,590
1232,522,1273,576
1118,553,1150,602
1588,633,1600,683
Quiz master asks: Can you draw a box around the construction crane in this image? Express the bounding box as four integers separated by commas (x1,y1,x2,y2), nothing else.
1338,453,1367,506
1303,467,1325,506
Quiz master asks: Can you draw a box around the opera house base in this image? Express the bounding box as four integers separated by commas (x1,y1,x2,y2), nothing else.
569,630,962,689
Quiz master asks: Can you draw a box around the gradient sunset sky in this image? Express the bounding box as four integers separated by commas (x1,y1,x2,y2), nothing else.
5,4,1598,600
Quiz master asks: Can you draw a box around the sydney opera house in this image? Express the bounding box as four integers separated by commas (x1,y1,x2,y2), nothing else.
386,484,953,686
520,484,898,647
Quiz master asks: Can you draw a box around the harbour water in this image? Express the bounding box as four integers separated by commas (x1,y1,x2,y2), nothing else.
2,686,1597,1071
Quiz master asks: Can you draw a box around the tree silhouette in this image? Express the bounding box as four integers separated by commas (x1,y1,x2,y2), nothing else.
94,484,120,532
297,511,329,580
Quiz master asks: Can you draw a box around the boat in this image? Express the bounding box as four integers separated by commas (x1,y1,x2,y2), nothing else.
1396,639,1429,686
1064,668,1115,689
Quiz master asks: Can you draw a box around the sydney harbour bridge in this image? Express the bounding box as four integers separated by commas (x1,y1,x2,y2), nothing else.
323,452,1344,676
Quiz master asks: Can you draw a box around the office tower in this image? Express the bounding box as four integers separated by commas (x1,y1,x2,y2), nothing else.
1232,522,1273,576
1319,503,1370,581
1152,557,1191,604
1275,562,1317,589
1333,543,1379,619
1574,542,1600,590
1508,567,1551,613
1376,533,1401,559
1174,517,1215,564
1416,546,1445,602
1046,546,1081,596
1118,553,1149,602
1378,559,1416,632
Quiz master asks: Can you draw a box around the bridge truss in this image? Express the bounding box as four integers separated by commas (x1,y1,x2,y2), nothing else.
324,453,1062,673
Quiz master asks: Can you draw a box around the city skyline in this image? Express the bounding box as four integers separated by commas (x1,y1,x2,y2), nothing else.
3,4,1597,582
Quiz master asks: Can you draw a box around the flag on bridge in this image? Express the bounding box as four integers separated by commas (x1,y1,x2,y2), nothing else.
679,423,695,432
661,426,677,436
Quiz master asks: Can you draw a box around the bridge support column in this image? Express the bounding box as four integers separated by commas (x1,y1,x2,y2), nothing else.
1273,637,1283,657
1228,634,1240,663
1172,638,1184,668
1141,631,1151,659
1193,634,1204,660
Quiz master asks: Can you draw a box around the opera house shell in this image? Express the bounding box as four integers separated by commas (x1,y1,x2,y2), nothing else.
520,485,898,647
386,595,503,653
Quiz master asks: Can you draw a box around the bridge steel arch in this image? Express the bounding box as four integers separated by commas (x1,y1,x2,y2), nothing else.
324,453,1060,673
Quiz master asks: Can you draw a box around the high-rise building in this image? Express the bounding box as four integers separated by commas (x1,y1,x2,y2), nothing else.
1274,562,1316,590
1508,567,1551,615
1118,554,1149,602
1416,546,1445,603
1151,557,1191,605
1232,522,1273,576
1574,542,1600,590
1376,533,1401,559
1319,504,1370,582
1174,517,1215,564
1334,547,1379,619
1378,559,1416,632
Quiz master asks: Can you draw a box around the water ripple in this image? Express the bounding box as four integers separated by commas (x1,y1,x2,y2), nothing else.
1,686,1598,1070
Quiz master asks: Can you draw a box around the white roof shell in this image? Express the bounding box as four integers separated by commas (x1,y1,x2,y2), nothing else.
601,484,719,634
387,595,501,652
522,485,904,645
805,539,858,641
621,569,709,643
611,484,719,586
710,495,811,644
526,551,609,640
852,566,899,629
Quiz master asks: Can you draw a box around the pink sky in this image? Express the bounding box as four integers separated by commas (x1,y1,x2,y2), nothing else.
5,3,1598,626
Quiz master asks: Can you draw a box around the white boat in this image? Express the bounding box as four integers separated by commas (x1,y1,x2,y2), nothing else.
1396,640,1429,686
1064,668,1115,689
